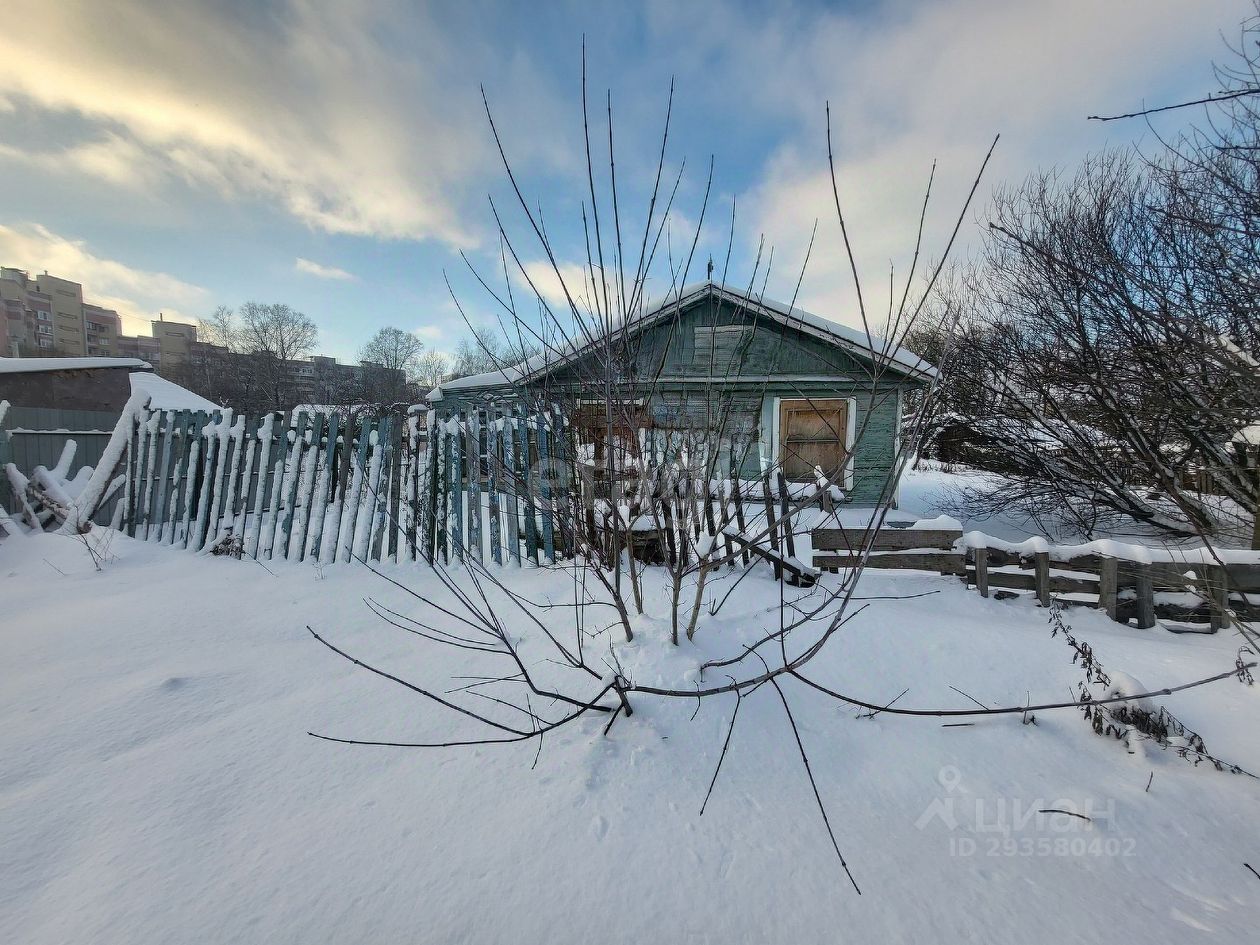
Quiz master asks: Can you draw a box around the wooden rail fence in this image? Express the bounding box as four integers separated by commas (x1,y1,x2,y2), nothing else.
810,526,1259,633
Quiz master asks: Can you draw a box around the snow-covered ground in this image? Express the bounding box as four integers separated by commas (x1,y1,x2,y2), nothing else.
2,523,1259,943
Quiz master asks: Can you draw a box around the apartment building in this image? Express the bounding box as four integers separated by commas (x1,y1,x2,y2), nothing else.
0,268,122,358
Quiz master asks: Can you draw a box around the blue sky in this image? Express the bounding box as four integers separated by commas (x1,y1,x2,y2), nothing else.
0,0,1245,362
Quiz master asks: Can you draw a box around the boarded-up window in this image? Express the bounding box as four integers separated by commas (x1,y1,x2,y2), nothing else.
778,398,849,481
693,325,749,373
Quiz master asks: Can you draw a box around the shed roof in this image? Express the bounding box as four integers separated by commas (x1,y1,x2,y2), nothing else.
129,372,221,412
0,356,152,374
429,281,935,401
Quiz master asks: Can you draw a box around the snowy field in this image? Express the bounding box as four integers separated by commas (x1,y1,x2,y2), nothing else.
2,514,1259,943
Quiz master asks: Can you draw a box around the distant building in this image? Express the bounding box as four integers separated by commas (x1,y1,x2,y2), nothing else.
0,267,123,358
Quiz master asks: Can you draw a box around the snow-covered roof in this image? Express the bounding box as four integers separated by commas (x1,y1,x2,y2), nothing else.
129,372,221,412
0,356,152,374
429,281,935,401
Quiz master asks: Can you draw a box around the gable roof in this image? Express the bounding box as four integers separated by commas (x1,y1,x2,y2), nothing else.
429,281,935,400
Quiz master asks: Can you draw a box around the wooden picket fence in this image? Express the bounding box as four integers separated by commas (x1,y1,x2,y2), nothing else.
422,404,573,566
122,406,422,563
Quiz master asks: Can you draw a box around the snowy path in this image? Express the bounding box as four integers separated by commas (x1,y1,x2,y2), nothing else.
1,532,1258,944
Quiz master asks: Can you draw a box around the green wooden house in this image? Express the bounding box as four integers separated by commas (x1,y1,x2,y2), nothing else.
427,282,933,505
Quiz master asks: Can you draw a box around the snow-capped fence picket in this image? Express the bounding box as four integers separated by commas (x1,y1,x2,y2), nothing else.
118,405,423,564
418,402,836,582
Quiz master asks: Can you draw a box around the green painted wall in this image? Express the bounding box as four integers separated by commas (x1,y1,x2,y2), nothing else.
434,292,920,504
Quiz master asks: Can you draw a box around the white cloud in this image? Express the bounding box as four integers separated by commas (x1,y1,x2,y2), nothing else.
294,257,356,281
0,222,208,334
414,325,443,341
0,0,563,248
516,260,600,312
667,0,1243,332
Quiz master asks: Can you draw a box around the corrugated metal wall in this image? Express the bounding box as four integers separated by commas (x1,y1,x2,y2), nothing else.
0,405,123,525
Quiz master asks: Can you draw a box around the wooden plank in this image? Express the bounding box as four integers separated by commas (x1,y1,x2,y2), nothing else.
125,409,142,537
423,411,439,564
816,552,967,575
212,412,246,546
438,414,450,565
307,412,338,563
1134,563,1156,629
550,403,572,558
231,415,259,543
730,450,749,566
137,410,160,539
1033,551,1051,606
761,471,781,581
156,409,187,543
180,412,207,549
165,411,195,545
293,412,324,561
1207,565,1230,631
247,413,279,558
1098,557,1118,619
974,546,989,598
502,410,519,565
812,527,961,552
196,411,230,552
451,411,465,563
387,411,404,562
467,410,482,563
536,410,554,563
340,416,373,563
487,406,502,565
149,411,177,541
964,568,1100,595
776,470,797,562
722,528,817,587
271,411,307,559
368,414,393,562
517,408,537,564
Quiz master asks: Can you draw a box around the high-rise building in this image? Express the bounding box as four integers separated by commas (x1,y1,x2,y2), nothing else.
0,268,121,358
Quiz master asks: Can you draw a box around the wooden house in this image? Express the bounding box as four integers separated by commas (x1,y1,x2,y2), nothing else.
427,282,933,505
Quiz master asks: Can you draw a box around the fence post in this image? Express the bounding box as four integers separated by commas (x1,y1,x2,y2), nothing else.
1207,565,1230,631
1098,556,1118,620
1033,550,1051,607
776,470,797,562
1134,563,1156,629
973,546,989,598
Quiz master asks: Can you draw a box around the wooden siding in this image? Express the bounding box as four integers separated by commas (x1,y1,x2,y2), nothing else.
434,292,918,504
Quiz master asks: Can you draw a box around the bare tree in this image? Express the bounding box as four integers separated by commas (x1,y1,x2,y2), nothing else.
415,350,451,392
361,327,425,376
925,27,1260,543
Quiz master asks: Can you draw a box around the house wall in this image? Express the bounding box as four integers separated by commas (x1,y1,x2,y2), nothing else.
433,294,920,504
0,367,138,412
